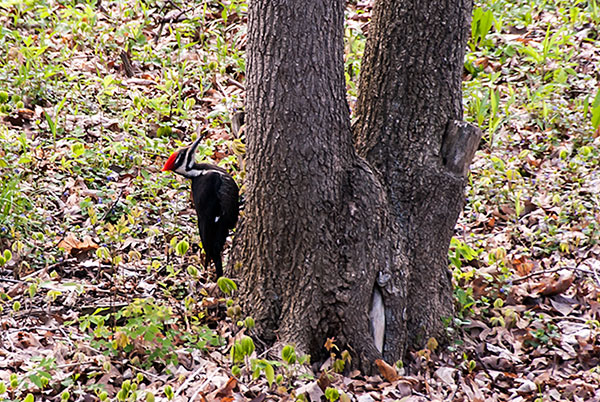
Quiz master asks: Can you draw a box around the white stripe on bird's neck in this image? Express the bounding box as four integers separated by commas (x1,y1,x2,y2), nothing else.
175,164,224,178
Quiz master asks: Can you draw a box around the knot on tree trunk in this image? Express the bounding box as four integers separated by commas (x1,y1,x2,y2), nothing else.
441,120,482,176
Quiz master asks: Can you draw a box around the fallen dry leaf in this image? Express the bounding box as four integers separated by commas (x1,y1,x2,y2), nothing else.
539,271,574,296
317,370,332,391
58,233,98,255
214,376,237,399
324,337,336,351
513,255,534,276
374,359,399,382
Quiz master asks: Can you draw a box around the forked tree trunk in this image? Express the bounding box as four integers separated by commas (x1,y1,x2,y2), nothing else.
353,0,480,349
230,0,480,370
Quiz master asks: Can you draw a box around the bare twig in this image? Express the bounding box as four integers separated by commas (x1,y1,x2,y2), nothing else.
174,364,207,398
154,3,192,44
447,370,461,401
0,277,22,284
472,348,496,387
226,77,246,91
101,177,135,222
160,9,192,24
188,378,210,402
512,265,595,284
127,363,165,382
21,258,76,281
120,51,135,77
591,262,600,288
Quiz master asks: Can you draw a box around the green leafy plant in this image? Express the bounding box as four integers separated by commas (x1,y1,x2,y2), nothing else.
231,335,255,364
470,7,495,49
588,89,600,130
78,299,219,369
324,387,340,402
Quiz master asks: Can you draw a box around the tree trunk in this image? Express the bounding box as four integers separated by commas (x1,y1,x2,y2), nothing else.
353,0,480,349
230,0,480,370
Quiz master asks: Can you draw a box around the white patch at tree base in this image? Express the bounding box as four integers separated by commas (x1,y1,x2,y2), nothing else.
370,287,385,353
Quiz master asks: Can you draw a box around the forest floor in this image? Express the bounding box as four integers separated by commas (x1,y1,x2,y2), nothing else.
1,0,600,401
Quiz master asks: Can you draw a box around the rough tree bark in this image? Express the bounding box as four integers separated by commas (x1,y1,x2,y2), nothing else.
353,0,480,349
230,0,480,370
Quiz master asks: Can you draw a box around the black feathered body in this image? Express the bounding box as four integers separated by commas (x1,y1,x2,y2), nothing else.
189,163,239,277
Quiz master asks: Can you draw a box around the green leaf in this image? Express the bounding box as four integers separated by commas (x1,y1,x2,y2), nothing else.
217,277,238,295
240,336,255,356
164,385,174,400
324,387,340,402
281,345,297,365
265,363,274,386
157,126,172,137
29,374,43,389
231,342,243,363
244,316,255,329
56,95,68,115
44,111,55,135
591,89,600,129
28,283,37,298
96,247,111,261
175,239,189,256
478,9,494,39
71,143,85,157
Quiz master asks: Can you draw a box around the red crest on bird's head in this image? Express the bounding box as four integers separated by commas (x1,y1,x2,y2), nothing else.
162,151,179,172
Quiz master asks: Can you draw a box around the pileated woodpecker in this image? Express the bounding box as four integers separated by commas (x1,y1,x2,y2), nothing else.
161,137,239,278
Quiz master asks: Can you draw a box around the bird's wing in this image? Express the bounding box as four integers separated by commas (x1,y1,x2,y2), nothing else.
216,175,240,229
191,173,222,221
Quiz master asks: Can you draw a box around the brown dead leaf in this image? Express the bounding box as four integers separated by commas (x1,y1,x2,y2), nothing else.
17,108,35,120
3,108,35,126
493,205,514,221
375,359,399,382
475,57,489,68
58,234,98,255
539,271,574,296
513,255,534,276
316,371,332,391
526,153,542,167
249,394,266,402
471,275,489,298
214,376,237,399
550,297,575,315
396,380,412,396
7,46,23,63
435,366,457,387
296,381,325,401
14,331,41,348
